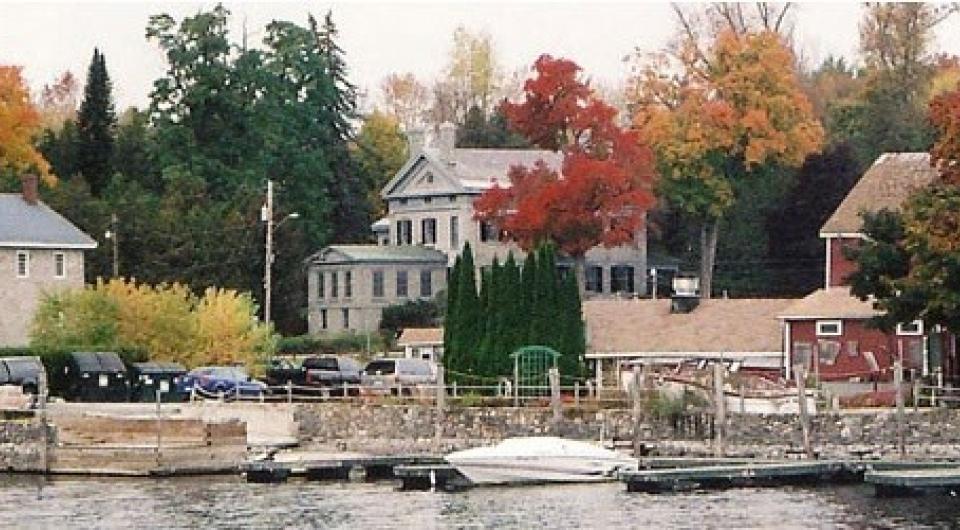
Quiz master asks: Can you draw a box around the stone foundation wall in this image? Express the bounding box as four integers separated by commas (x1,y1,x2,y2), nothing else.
0,420,50,472
295,404,960,459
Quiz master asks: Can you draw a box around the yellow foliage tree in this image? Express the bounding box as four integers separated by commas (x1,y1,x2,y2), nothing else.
193,287,274,374
0,65,53,183
630,30,823,297
99,279,196,365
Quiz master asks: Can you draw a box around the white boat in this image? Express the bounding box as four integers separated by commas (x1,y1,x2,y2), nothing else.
445,436,638,485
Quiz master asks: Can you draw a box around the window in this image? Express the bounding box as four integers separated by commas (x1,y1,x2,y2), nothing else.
818,340,841,365
320,309,328,330
317,272,325,299
816,320,842,337
396,220,412,245
792,342,813,368
585,266,603,293
897,320,923,336
420,270,432,297
905,338,923,368
331,271,339,298
450,216,459,249
448,195,457,203
396,270,408,297
342,308,350,329
373,270,384,298
479,220,499,242
421,218,437,245
399,198,408,205
54,252,66,279
424,196,433,204
344,270,353,298
15,251,28,278
610,266,634,293
846,340,859,358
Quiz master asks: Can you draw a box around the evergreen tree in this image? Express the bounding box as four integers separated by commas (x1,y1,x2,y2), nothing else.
530,245,558,346
76,48,116,196
454,243,480,375
443,255,462,372
500,253,523,372
559,271,585,377
520,250,537,344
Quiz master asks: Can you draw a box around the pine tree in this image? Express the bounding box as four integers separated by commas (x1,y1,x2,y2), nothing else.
76,48,116,196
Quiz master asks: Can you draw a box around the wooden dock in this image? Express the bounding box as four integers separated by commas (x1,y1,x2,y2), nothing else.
242,455,444,483
864,467,960,497
621,461,849,493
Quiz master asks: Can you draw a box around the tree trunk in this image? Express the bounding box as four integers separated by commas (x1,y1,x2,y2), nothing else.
573,253,587,300
699,217,720,299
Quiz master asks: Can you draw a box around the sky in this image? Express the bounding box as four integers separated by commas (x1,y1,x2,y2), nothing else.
4,1,960,111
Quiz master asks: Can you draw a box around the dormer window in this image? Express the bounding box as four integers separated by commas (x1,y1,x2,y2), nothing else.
425,173,434,183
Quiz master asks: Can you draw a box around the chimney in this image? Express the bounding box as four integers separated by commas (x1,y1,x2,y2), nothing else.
20,174,38,205
670,275,700,314
406,128,425,155
438,121,455,161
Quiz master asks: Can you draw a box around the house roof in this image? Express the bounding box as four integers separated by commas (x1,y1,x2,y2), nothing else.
584,298,793,355
778,287,880,320
397,327,443,345
0,194,97,249
820,152,939,236
381,147,562,198
307,244,447,265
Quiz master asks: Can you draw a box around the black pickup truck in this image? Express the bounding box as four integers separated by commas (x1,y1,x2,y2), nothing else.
263,358,307,387
303,356,362,393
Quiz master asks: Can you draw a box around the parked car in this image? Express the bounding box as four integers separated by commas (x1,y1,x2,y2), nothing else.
361,358,436,396
0,356,45,394
264,357,307,387
304,356,363,393
176,366,268,398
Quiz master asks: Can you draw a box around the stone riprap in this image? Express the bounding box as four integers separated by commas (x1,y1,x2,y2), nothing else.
0,420,50,471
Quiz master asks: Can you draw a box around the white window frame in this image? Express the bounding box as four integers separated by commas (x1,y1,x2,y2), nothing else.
816,320,843,337
897,320,924,336
15,250,29,278
54,252,66,279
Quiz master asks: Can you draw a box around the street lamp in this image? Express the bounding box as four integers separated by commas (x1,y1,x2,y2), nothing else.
262,180,299,328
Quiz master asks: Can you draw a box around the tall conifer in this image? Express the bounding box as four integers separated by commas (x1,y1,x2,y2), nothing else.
76,48,116,196
455,243,480,374
443,255,462,373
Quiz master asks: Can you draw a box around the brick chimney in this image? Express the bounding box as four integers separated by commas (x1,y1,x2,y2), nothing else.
406,128,425,154
20,174,38,205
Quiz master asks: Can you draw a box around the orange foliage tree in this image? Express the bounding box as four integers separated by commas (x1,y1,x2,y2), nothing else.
0,65,52,183
630,30,823,297
475,55,657,294
930,85,960,186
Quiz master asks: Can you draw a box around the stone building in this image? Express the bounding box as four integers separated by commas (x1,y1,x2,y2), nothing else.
0,175,96,346
306,123,651,335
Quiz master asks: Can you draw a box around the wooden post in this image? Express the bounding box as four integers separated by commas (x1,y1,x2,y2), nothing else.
713,362,725,457
574,381,580,409
739,383,745,414
895,359,906,459
434,366,445,453
287,381,292,404
632,365,643,458
38,369,48,474
549,367,561,423
912,369,920,412
794,364,813,459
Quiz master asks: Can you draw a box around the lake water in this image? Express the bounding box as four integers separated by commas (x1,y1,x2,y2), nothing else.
0,475,957,529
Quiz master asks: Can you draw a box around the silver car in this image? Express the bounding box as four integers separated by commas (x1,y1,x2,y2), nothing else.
361,358,436,396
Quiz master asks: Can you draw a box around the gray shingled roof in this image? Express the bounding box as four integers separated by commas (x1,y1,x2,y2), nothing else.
0,194,96,249
446,148,563,191
820,152,939,236
311,244,447,264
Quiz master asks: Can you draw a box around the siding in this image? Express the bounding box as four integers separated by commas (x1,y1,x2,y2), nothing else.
0,248,85,346
828,237,861,287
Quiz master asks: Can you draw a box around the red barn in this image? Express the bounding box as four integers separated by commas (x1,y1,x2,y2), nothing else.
780,153,957,389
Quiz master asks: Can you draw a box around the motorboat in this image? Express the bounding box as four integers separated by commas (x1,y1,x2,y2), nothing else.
445,436,637,486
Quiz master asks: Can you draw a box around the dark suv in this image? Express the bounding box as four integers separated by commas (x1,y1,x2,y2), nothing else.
304,356,362,394
0,356,45,394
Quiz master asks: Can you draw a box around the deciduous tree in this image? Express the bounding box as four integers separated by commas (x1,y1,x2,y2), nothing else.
0,65,51,182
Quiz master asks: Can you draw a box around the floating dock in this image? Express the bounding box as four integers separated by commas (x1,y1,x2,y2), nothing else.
620,461,850,493
394,464,470,491
242,455,444,483
864,467,960,497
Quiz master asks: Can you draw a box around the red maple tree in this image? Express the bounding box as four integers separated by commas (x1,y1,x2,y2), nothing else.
475,55,657,294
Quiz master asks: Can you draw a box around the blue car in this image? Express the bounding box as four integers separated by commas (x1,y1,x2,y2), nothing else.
177,366,268,398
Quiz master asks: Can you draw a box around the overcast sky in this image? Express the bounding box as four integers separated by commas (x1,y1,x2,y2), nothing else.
4,1,960,111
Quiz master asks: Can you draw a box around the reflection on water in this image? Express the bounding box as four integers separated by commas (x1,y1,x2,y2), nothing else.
0,474,958,529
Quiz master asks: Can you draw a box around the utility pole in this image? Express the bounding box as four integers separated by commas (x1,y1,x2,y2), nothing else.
105,213,119,277
263,180,274,327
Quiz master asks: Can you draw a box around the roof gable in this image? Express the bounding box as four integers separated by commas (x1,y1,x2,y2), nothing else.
0,195,96,249
820,152,939,236
381,152,464,199
308,244,448,265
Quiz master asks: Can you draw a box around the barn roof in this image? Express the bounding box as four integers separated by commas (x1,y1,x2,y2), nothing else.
584,298,793,356
820,152,939,237
397,327,443,345
778,287,880,320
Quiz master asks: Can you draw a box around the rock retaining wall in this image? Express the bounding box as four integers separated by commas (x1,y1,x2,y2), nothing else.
0,420,50,472
295,404,960,459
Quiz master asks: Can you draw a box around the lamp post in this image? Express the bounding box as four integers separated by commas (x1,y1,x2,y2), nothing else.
262,180,299,328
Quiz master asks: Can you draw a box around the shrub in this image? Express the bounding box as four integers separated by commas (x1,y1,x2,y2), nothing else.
276,333,386,356
379,299,441,340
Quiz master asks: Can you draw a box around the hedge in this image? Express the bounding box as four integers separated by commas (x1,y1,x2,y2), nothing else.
276,333,386,357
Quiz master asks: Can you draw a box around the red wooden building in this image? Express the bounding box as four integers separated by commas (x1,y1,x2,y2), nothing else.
780,153,957,386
